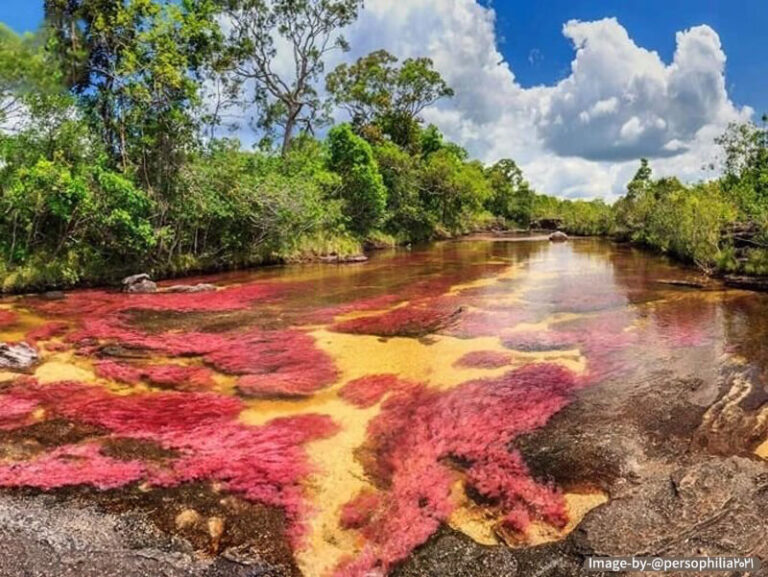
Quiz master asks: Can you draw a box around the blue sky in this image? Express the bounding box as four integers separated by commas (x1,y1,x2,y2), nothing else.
482,0,767,115
0,1,764,199
3,0,766,114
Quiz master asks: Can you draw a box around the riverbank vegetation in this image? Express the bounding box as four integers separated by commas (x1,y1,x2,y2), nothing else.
0,1,541,292
0,1,766,292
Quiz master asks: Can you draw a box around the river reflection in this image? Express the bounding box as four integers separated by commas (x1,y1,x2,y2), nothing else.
0,237,765,576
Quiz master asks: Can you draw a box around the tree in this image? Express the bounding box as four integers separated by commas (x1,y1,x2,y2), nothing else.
715,121,768,219
43,0,221,193
326,124,387,236
485,159,534,226
626,158,652,201
326,49,453,148
222,0,363,155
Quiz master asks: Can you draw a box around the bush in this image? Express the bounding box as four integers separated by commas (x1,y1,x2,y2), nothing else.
326,124,387,236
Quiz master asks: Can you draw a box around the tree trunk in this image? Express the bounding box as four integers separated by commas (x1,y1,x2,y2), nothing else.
281,103,303,156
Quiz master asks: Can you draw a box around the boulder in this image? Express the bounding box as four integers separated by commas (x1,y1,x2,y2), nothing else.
319,254,369,264
122,273,157,294
163,284,217,294
0,342,39,370
548,231,568,243
40,290,66,301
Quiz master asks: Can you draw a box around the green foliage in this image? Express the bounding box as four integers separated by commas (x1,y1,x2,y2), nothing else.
419,150,492,233
24,4,768,293
326,124,387,236
485,159,535,227
327,49,453,150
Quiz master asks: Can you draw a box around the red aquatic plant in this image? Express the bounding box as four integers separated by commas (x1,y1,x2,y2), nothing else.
335,363,581,576
70,316,338,397
93,360,143,383
94,360,215,391
0,381,338,540
442,309,536,339
332,303,462,338
453,350,512,369
0,443,146,490
338,374,418,408
25,322,70,344
0,396,39,430
0,309,18,328
339,490,382,530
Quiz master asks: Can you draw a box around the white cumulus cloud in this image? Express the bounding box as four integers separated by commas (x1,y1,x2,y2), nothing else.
332,1,752,200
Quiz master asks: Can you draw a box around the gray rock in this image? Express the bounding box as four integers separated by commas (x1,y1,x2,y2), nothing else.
0,342,39,370
0,493,287,577
319,254,369,264
122,273,152,286
122,274,157,294
163,284,217,294
40,290,66,301
549,231,569,243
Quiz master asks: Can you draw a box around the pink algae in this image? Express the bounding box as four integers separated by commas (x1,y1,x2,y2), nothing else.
0,309,18,328
0,381,338,536
332,303,461,338
335,363,580,576
25,322,70,343
453,351,512,369
0,396,39,430
338,375,419,408
0,443,145,490
94,360,215,391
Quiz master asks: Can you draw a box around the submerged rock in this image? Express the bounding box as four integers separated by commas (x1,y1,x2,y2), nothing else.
122,273,157,294
548,231,569,243
0,342,39,370
163,284,217,294
40,290,66,301
319,254,369,264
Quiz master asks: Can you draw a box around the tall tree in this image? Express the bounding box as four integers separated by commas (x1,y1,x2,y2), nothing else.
626,158,652,201
43,0,221,193
485,159,535,226
222,0,363,154
326,49,453,148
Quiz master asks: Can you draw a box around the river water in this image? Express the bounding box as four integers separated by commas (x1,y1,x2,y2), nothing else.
0,236,766,576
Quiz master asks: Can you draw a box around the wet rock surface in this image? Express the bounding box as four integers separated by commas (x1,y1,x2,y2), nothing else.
319,254,369,264
0,486,299,577
122,273,158,294
0,342,39,370
396,366,768,577
163,283,218,294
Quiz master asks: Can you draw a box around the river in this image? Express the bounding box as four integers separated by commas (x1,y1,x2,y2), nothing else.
0,236,766,577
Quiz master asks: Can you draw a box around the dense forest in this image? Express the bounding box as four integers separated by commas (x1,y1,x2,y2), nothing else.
0,0,766,292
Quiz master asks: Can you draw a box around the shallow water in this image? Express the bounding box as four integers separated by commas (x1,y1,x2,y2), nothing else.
0,236,766,576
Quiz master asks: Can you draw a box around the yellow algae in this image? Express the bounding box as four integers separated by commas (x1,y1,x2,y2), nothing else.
312,329,584,390
239,321,589,576
34,353,98,384
756,439,768,459
525,491,609,545
448,481,608,548
0,370,18,383
0,307,48,343
240,382,379,575
300,399,379,576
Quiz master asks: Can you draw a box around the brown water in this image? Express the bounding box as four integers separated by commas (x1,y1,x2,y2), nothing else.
0,236,766,576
